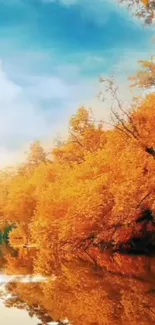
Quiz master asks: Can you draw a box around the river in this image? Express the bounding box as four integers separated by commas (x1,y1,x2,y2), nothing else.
0,303,38,325
0,255,155,325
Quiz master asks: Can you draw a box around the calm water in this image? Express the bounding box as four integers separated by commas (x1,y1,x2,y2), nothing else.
0,255,155,325
0,304,38,325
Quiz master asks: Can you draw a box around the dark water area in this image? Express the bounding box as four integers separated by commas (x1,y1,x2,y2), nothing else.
1,253,155,325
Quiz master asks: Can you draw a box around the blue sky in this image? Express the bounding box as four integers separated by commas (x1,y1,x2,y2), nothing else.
0,0,154,167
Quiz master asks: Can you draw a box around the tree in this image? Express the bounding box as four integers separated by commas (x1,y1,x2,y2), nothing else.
3,174,36,224
28,141,47,167
53,107,106,165
0,52,155,325
8,224,28,249
99,76,155,158
117,0,155,25
129,57,155,90
3,225,14,244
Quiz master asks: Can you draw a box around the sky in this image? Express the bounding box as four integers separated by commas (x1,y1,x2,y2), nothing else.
0,1,154,323
0,0,154,167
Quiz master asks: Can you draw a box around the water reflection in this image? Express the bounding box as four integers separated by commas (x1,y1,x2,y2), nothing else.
0,255,155,325
0,305,38,325
0,274,49,283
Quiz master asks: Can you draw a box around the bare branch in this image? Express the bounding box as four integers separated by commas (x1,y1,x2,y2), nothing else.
69,131,84,148
136,191,153,209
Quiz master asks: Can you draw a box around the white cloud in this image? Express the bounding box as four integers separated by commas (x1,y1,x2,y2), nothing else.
26,76,79,101
0,147,26,169
0,63,51,145
0,45,149,169
0,59,96,168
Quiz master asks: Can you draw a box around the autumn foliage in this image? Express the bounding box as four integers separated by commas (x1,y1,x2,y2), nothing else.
0,59,155,324
118,0,155,25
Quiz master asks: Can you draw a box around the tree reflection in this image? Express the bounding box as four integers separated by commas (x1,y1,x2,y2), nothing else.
0,257,155,325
